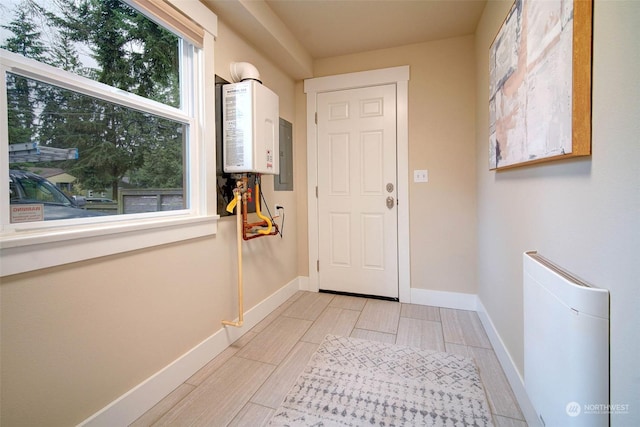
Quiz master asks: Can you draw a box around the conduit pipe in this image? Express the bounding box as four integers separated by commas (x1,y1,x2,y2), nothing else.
222,189,244,328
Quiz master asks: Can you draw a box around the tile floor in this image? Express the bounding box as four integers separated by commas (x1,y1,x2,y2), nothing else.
131,291,528,426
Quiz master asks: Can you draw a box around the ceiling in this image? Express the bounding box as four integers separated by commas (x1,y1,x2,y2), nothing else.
203,0,487,78
264,0,487,59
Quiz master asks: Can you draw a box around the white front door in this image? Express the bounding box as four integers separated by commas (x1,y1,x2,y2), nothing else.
316,84,398,298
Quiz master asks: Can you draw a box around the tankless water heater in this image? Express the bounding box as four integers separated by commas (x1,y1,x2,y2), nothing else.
223,80,279,174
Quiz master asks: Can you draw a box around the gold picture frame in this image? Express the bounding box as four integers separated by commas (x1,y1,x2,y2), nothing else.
489,0,593,170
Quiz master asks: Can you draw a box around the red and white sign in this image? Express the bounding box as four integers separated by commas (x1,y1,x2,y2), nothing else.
10,204,44,223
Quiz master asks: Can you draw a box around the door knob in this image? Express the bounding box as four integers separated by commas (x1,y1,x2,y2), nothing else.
386,196,395,209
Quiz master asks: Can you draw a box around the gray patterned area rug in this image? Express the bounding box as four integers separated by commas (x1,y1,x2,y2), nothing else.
268,335,493,426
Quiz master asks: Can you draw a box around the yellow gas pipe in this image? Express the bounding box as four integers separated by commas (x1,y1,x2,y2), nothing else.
222,188,244,328
254,179,273,235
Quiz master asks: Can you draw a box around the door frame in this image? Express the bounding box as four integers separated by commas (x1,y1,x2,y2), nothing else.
304,66,410,303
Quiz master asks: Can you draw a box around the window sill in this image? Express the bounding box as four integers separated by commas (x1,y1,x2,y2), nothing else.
0,214,219,277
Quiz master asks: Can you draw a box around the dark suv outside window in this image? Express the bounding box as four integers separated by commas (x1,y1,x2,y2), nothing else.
9,170,105,221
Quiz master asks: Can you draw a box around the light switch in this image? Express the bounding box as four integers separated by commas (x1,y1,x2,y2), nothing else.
414,169,428,183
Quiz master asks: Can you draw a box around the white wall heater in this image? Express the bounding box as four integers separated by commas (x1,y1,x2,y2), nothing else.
523,251,609,427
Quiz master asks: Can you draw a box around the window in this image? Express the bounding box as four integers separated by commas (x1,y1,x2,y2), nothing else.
3,0,189,221
0,0,218,276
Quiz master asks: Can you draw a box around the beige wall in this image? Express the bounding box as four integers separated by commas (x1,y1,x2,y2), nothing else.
476,1,640,424
312,36,478,294
0,19,300,427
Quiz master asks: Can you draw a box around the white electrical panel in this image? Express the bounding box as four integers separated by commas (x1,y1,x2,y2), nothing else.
223,80,279,174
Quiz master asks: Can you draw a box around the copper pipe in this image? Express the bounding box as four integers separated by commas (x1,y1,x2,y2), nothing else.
243,223,279,240
241,176,278,240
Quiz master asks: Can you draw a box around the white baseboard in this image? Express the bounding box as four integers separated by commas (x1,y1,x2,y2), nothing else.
79,277,302,427
410,288,479,311
476,299,541,427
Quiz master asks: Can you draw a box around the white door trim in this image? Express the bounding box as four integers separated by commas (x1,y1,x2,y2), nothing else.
304,66,410,303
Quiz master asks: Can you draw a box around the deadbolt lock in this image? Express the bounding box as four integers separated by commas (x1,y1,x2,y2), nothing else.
386,183,394,193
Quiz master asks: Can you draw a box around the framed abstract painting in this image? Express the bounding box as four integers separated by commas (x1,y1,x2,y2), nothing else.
489,0,593,170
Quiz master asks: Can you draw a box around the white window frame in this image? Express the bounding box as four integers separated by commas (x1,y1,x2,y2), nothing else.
0,2,218,277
